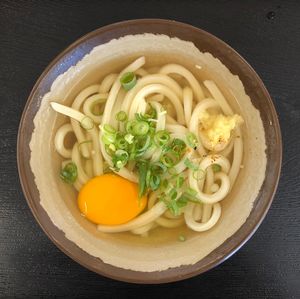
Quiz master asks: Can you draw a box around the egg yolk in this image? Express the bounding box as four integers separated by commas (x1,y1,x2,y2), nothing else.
78,174,147,225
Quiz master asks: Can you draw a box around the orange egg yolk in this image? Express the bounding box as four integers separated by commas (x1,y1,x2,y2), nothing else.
78,174,147,225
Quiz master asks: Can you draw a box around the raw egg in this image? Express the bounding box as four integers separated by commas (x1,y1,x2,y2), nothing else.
78,174,147,225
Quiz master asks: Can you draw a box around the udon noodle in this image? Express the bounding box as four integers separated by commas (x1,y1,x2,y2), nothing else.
51,56,244,237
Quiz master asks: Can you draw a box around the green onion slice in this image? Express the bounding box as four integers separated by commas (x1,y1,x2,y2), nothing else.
103,124,116,134
60,162,78,184
154,130,170,147
176,176,185,188
178,234,186,242
186,132,198,149
116,111,127,122
120,72,137,90
184,158,199,171
192,168,206,180
80,116,94,130
132,121,149,136
149,174,161,191
212,163,222,173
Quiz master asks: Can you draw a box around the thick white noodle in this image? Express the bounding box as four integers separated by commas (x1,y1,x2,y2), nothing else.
97,202,167,233
82,93,107,124
203,80,233,115
202,167,214,223
87,127,103,176
84,159,93,178
71,143,90,185
73,180,82,192
229,131,243,188
183,86,193,124
189,98,218,155
121,74,183,115
188,155,231,204
131,222,156,236
128,84,185,124
149,101,166,131
219,137,235,157
166,124,188,134
135,68,148,77
99,73,118,93
184,202,221,232
159,64,204,102
111,88,126,129
71,85,100,158
156,216,184,228
54,123,73,158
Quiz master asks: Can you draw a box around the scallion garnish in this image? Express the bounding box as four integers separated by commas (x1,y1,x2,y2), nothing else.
160,153,176,168
184,158,199,171
186,132,198,149
154,130,170,147
60,162,78,184
149,174,161,191
192,168,205,180
176,176,184,188
212,163,222,172
132,121,149,136
120,72,137,90
80,116,94,130
137,160,149,197
116,111,128,122
178,234,186,242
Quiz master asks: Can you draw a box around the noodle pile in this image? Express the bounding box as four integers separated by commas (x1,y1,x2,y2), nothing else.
52,56,243,236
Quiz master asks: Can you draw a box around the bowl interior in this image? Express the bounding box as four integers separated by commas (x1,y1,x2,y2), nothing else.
18,19,281,283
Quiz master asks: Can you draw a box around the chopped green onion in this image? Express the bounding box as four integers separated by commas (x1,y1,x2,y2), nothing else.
137,160,149,198
108,143,116,152
167,167,178,175
135,136,151,155
132,121,149,136
116,111,127,122
160,154,175,168
60,162,77,184
181,187,199,203
154,130,170,147
186,132,198,149
169,188,178,200
178,234,186,242
149,174,161,191
125,120,138,134
167,200,180,216
145,104,157,119
171,138,186,156
112,150,129,169
176,196,188,208
101,133,116,145
184,158,199,171
192,168,206,180
212,163,222,173
162,179,169,189
120,72,137,90
124,133,134,144
80,116,94,130
150,162,167,175
176,176,184,188
103,124,116,134
115,137,127,149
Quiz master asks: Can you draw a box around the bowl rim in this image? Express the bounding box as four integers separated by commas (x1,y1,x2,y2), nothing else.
17,18,282,284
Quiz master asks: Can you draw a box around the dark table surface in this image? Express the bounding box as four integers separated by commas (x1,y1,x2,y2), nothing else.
0,0,299,298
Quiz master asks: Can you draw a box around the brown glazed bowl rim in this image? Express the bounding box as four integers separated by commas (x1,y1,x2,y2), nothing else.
17,19,282,284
